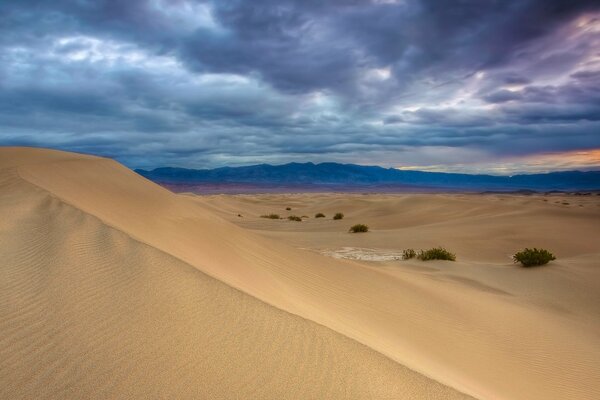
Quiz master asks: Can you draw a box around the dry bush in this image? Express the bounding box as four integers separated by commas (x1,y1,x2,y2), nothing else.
417,247,456,261
513,248,555,267
260,214,280,219
349,224,369,233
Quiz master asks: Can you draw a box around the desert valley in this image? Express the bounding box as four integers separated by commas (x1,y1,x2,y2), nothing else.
2,1,600,398
1,147,599,399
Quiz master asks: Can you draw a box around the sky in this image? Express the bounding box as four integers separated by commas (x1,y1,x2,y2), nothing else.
1,0,599,174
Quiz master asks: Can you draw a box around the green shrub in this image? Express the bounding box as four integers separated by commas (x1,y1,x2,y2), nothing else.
315,213,326,218
287,215,302,222
333,212,344,220
260,213,280,219
513,248,555,267
349,224,369,233
286,207,292,210
402,249,416,260
417,247,456,261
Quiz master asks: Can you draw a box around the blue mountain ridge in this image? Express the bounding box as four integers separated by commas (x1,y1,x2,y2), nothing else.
135,162,600,191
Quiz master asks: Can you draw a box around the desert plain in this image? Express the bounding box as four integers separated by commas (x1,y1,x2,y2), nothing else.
1,147,599,400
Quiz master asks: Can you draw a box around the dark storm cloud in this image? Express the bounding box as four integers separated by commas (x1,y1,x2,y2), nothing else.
184,0,597,103
482,90,523,104
0,0,599,171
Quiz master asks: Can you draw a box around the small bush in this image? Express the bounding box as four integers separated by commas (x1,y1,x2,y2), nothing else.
513,248,555,267
237,214,243,217
260,214,280,219
301,215,309,219
417,247,456,261
315,213,326,218
333,212,344,220
402,249,416,260
349,224,369,233
287,215,302,222
286,207,292,210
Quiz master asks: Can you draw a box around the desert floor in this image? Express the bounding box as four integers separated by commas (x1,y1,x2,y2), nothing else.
1,147,599,400
192,191,600,400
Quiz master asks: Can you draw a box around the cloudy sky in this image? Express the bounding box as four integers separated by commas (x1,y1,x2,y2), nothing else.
1,0,599,173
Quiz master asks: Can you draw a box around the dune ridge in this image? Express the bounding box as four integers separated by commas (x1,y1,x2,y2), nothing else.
0,147,471,399
2,147,599,399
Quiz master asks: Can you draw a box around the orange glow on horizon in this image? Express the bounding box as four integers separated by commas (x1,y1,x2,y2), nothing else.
396,148,600,175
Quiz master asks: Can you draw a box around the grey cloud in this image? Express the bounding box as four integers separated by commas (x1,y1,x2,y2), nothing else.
483,90,523,104
0,0,599,171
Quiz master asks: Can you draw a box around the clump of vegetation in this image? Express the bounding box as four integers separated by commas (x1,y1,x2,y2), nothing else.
513,248,556,267
333,212,344,220
315,213,326,218
402,249,416,260
349,224,369,233
286,207,292,210
287,215,302,222
237,214,243,217
417,247,456,261
260,213,280,219
301,215,309,219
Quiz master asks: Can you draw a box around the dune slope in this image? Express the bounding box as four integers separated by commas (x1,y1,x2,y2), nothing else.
2,147,599,400
0,148,471,398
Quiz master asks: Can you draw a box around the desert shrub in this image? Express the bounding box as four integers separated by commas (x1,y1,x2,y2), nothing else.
315,213,326,218
260,214,280,219
349,224,369,233
402,249,416,260
513,248,555,267
301,215,309,218
287,215,302,222
286,207,292,210
237,214,243,217
417,247,456,261
333,212,344,220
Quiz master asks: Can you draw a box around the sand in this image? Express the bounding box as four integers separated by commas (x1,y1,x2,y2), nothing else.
1,147,598,399
193,192,600,399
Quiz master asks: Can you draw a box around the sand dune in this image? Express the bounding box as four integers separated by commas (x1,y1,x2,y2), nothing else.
1,147,599,399
199,192,600,262
195,193,600,399
0,147,471,399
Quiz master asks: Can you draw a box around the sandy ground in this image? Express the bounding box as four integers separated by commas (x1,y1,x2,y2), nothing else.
193,191,600,400
1,147,599,399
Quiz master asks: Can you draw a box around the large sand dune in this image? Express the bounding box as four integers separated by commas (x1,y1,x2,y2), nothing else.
194,192,600,399
0,147,470,399
1,147,599,399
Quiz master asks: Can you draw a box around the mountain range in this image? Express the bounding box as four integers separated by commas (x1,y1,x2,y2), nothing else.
135,162,600,192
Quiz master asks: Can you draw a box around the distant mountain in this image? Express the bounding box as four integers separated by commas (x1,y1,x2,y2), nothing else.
135,162,600,191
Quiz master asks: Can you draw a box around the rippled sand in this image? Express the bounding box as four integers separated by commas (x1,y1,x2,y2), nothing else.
1,147,599,399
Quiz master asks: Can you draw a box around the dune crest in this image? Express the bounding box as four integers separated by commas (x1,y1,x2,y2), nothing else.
2,147,599,399
0,148,472,398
